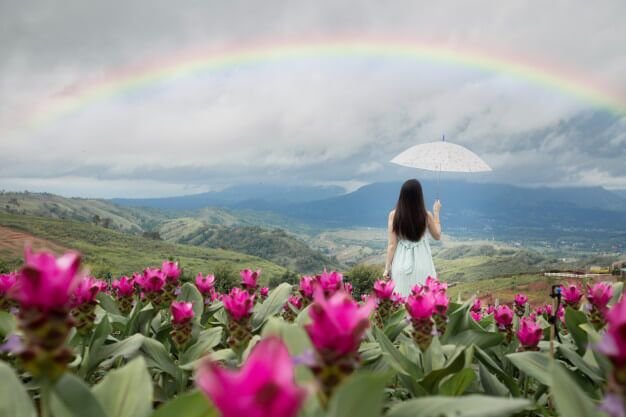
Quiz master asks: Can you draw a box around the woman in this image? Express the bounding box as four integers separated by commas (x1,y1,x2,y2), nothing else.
383,179,441,296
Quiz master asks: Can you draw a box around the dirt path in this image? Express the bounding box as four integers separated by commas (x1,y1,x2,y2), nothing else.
0,225,68,258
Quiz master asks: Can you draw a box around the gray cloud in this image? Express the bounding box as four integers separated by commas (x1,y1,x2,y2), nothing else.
1,0,625,197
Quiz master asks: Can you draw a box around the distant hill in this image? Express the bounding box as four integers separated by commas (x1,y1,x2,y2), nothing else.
159,219,343,274
0,211,287,282
613,189,626,200
112,184,345,210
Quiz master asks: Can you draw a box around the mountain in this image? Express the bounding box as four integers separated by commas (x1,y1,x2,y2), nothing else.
112,184,345,210
613,189,626,200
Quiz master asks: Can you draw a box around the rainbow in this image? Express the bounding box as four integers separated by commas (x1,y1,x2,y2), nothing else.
10,37,626,135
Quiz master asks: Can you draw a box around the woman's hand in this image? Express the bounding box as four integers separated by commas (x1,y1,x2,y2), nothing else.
433,199,442,215
383,270,391,280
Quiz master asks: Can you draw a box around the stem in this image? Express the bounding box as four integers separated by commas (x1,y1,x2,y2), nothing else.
40,380,52,417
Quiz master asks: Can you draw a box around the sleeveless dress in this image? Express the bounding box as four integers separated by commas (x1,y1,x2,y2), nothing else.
391,231,437,296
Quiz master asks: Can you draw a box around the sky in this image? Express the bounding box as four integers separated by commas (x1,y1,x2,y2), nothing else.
1,0,625,198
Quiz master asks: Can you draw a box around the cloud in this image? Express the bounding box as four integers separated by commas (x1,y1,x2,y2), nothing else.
0,0,625,197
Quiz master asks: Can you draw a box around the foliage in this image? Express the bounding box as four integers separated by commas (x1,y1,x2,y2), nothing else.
345,264,384,297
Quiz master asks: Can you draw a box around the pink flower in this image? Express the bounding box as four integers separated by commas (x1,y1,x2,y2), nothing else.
222,287,255,321
286,295,303,310
471,298,482,313
514,293,528,307
195,273,216,295
343,282,353,295
410,284,423,295
318,271,343,295
517,317,543,349
494,305,514,329
13,249,81,311
112,276,135,298
433,291,450,315
391,292,405,306
196,337,305,417
170,301,194,325
373,279,395,300
162,261,181,282
587,282,613,312
405,291,435,320
299,276,316,299
597,297,626,367
305,290,375,361
260,287,269,298
561,283,583,308
470,311,482,322
71,276,105,307
425,276,447,292
138,268,166,293
0,272,17,296
486,304,496,315
240,269,260,290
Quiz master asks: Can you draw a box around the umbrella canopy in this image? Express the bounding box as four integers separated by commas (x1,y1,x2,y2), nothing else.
391,140,492,173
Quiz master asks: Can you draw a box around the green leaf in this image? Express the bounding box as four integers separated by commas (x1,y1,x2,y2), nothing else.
93,357,153,417
478,362,509,397
326,371,389,417
0,311,16,338
550,361,598,417
140,337,180,378
261,317,312,356
565,307,589,354
447,329,504,349
180,327,223,367
97,292,122,316
557,345,604,385
0,361,36,417
178,282,205,319
252,283,292,329
50,373,107,417
439,368,476,396
420,347,465,393
506,351,552,386
611,281,624,305
151,390,217,417
373,326,422,378
90,333,145,371
387,395,530,417
474,346,520,397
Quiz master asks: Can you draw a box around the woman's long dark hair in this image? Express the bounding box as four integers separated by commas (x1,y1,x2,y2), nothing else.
393,179,428,241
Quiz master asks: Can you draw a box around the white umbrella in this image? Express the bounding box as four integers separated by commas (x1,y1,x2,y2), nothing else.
390,137,492,173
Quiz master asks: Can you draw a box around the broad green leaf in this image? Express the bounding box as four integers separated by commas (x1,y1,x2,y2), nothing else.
90,334,144,370
261,317,312,355
81,315,112,375
50,373,107,417
478,362,509,397
441,299,473,343
0,311,16,338
0,361,36,417
141,337,180,378
178,282,205,319
420,347,465,393
611,281,624,305
384,307,410,341
423,337,446,374
360,342,383,363
439,367,476,396
93,357,152,417
151,390,217,417
252,283,292,329
179,349,236,371
565,307,589,354
326,371,389,417
180,327,223,366
387,395,530,417
506,351,552,386
550,361,598,417
557,345,604,384
447,329,504,349
96,292,122,316
373,326,422,378
474,346,520,397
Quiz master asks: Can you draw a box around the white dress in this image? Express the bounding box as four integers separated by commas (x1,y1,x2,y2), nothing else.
391,231,437,296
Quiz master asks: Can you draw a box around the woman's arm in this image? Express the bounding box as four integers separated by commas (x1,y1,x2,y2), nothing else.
427,200,442,240
383,211,398,279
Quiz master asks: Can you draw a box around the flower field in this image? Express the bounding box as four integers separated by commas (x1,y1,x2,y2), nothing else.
0,248,624,417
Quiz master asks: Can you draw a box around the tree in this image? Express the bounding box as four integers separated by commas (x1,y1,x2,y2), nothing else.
345,264,384,298
213,263,239,294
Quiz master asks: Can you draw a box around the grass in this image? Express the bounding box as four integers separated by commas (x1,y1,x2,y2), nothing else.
0,212,287,283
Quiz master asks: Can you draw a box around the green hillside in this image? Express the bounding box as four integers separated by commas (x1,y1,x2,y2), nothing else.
0,212,287,284
159,219,343,274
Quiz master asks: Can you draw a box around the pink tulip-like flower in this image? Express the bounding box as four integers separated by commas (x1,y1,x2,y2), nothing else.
425,276,447,292
112,276,135,297
587,282,613,311
391,293,405,306
161,260,181,282
260,287,269,298
305,290,375,362
299,276,316,299
433,291,449,315
170,301,194,325
373,279,395,300
196,337,306,417
486,304,496,315
561,283,583,308
343,282,353,294
514,293,528,307
597,298,626,375
494,305,514,329
471,298,482,313
71,276,105,307
470,311,482,322
318,271,343,295
287,295,303,310
13,248,81,311
410,284,423,295
405,291,435,320
240,269,260,290
0,272,17,296
222,287,255,321
517,317,543,350
195,273,216,295
139,268,166,293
